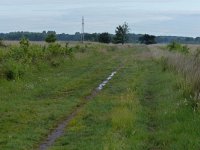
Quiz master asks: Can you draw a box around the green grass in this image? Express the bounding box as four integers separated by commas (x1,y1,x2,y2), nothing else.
1,44,200,150
50,47,200,150
0,43,125,149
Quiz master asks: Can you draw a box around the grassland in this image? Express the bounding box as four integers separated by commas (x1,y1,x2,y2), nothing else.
0,42,200,150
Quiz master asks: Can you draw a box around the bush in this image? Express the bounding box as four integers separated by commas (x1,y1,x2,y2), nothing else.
3,60,25,80
47,43,63,56
99,32,111,43
9,46,25,60
50,58,61,67
139,34,156,45
0,49,5,62
73,44,87,53
65,43,73,59
0,42,76,80
45,34,57,43
167,41,189,54
19,37,30,52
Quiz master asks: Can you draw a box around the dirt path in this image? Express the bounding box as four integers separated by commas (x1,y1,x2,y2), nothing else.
38,69,120,150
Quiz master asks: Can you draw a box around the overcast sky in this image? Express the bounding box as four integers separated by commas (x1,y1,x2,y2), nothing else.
0,0,200,37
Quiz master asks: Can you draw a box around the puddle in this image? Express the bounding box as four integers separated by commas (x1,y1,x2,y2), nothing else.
39,70,117,150
97,71,117,90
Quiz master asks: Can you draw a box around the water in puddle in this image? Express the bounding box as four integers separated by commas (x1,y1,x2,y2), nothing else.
97,71,117,90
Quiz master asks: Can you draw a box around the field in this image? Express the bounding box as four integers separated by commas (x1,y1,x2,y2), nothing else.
1,42,200,150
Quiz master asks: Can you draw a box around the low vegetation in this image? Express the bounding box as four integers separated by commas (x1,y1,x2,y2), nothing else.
98,32,111,43
1,43,200,150
167,41,189,54
0,39,74,80
150,44,200,110
45,33,57,43
50,46,200,150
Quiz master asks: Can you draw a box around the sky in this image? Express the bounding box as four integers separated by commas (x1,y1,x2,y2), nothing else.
0,0,200,37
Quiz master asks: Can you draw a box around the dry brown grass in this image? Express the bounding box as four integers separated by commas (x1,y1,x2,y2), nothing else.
149,45,200,108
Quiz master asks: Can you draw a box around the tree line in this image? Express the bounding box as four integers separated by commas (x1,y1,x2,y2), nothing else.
1,23,200,44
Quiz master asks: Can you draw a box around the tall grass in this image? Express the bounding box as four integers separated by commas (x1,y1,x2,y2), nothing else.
150,45,200,109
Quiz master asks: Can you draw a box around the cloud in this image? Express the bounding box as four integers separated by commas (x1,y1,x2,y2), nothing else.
0,0,199,36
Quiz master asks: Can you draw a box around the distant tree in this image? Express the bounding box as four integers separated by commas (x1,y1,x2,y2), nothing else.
42,31,47,34
45,33,57,43
47,31,56,35
84,33,99,42
114,22,129,44
139,34,156,45
75,32,81,35
98,32,111,43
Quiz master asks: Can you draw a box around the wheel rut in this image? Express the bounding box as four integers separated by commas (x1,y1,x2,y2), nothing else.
38,67,121,150
141,70,160,150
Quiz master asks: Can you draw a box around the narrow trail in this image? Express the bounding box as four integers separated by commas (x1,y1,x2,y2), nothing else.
141,69,160,150
38,67,121,150
145,88,159,150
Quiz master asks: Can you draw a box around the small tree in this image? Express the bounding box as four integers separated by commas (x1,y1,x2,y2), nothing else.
99,32,111,43
114,22,129,44
139,34,156,45
19,37,30,52
45,33,57,43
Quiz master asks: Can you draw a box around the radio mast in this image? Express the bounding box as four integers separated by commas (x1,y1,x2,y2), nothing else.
81,16,85,43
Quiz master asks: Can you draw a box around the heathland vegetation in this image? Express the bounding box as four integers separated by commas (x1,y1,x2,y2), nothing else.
1,39,200,149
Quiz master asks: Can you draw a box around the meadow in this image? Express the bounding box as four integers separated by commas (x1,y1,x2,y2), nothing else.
0,41,200,150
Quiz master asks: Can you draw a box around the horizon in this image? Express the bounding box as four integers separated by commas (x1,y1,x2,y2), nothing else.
0,31,199,38
1,0,200,37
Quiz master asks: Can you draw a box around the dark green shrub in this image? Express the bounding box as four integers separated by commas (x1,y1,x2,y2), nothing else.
139,34,156,45
19,37,30,52
3,60,25,80
65,43,73,59
9,46,25,60
181,45,189,54
45,34,57,43
0,49,5,62
167,41,189,54
50,58,61,67
99,32,111,43
26,45,45,62
47,43,63,56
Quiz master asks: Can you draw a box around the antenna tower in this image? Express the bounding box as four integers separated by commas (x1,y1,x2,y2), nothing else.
81,16,84,43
